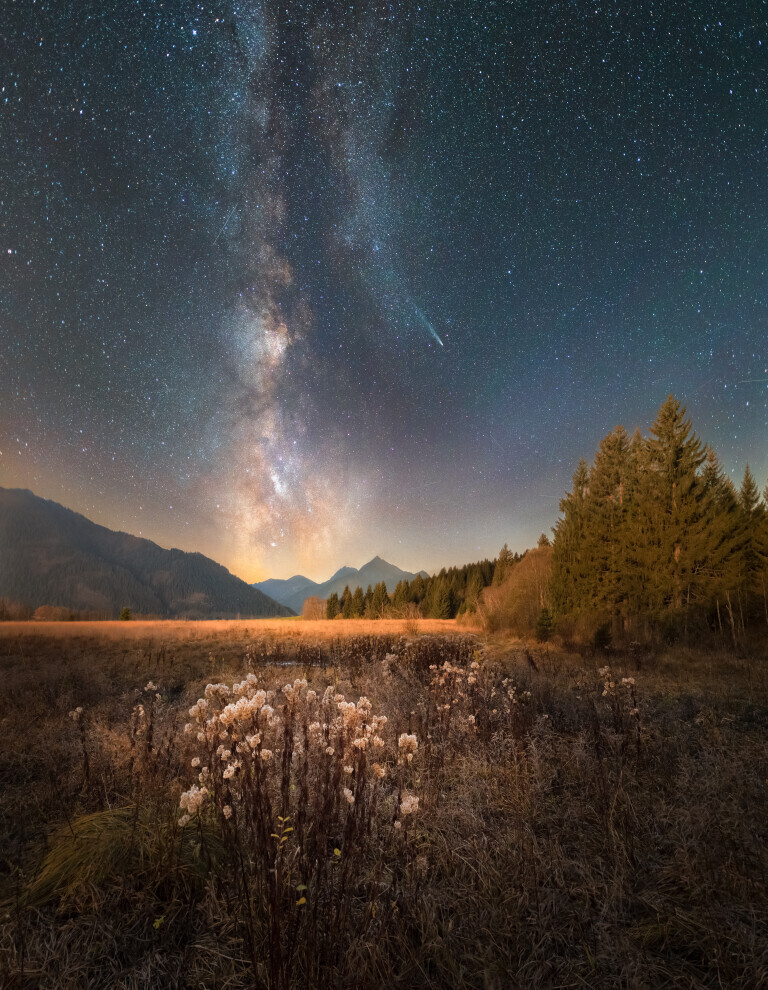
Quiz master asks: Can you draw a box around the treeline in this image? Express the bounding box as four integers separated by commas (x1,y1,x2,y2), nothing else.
318,554,521,620
0,600,155,621
551,394,768,642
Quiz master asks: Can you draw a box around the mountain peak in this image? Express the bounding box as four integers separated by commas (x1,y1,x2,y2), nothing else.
329,565,357,581
254,555,427,612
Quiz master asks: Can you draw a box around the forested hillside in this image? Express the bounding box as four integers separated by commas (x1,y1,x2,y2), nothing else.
0,488,293,619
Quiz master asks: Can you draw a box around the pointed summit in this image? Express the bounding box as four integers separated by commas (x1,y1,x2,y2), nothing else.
254,556,428,613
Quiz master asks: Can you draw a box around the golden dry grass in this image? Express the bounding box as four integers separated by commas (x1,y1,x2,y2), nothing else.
0,617,458,644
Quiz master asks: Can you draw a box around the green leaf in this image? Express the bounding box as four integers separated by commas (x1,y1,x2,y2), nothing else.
334,848,341,857
296,884,307,892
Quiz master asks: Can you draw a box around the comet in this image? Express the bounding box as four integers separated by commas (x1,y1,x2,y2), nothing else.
412,303,443,346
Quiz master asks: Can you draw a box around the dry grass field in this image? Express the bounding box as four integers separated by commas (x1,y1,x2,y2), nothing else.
0,617,457,643
1,620,767,988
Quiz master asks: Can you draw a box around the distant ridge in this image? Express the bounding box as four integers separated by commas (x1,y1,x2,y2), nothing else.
254,556,429,613
0,487,293,619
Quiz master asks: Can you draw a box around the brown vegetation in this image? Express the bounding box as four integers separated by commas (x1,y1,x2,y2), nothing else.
473,545,553,635
0,622,766,988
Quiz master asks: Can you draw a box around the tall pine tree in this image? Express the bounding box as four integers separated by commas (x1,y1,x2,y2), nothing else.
631,396,710,616
551,459,590,614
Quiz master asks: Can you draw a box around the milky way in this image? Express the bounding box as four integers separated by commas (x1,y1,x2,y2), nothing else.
1,1,766,580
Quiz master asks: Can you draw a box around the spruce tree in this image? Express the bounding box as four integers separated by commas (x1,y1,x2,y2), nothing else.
583,425,635,616
633,395,710,617
431,579,451,618
325,592,340,620
697,447,743,615
392,580,408,612
370,582,388,618
551,459,589,614
363,584,374,617
493,544,514,585
410,573,427,604
464,571,484,613
341,585,354,619
759,476,768,625
736,465,766,624
351,585,365,618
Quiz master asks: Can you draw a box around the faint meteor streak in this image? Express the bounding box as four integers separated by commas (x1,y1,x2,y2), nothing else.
212,203,239,245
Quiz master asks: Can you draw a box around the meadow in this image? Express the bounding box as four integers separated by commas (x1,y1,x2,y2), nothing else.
0,620,766,988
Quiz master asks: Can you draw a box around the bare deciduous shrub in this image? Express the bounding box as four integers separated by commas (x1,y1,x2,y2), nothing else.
477,547,553,635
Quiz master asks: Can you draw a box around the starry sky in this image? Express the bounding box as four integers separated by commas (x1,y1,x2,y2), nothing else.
1,0,766,583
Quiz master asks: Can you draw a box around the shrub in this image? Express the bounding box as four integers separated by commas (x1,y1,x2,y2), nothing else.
477,547,552,635
179,674,421,985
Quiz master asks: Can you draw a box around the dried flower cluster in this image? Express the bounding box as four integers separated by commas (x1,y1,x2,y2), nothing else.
599,666,637,701
179,675,418,830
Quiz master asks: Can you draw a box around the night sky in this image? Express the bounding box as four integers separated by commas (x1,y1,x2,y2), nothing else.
1,1,767,582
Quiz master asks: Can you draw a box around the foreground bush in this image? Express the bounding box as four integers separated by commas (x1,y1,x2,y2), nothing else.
178,675,420,986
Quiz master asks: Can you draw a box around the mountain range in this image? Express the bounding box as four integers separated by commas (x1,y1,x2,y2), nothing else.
0,487,293,619
254,556,429,613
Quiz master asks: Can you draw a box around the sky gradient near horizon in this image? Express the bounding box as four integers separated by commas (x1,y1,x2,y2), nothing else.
1,1,767,583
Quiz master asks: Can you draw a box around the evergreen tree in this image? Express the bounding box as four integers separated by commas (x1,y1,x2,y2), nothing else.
351,585,365,618
549,397,766,637
464,571,484,613
551,459,590,614
583,425,635,615
696,447,743,615
391,580,408,612
341,585,354,619
370,582,389,618
409,573,427,604
325,592,340,620
535,607,554,642
759,476,768,624
363,584,374,617
736,465,766,623
629,396,712,617
493,543,514,585
430,579,451,619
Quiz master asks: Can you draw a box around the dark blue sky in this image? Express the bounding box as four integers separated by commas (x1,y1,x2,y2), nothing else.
1,0,766,580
